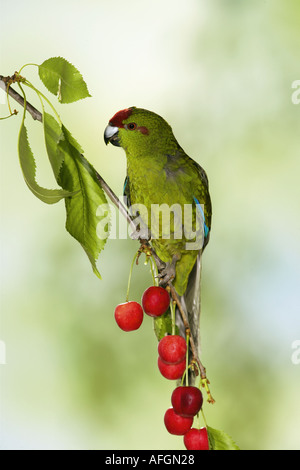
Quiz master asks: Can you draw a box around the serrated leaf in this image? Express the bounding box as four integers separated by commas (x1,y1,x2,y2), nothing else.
58,126,110,278
62,125,84,154
43,112,65,179
207,426,240,450
38,57,91,103
153,311,179,341
18,121,76,204
43,112,84,180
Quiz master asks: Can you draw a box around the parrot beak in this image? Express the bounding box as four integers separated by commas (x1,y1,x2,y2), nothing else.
104,124,121,146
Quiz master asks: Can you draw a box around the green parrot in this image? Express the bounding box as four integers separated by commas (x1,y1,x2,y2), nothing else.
104,107,212,348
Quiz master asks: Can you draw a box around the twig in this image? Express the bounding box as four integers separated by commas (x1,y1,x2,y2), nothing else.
0,75,42,121
94,171,137,235
168,284,204,376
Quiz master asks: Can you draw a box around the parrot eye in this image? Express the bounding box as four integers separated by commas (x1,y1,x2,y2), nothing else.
127,122,137,130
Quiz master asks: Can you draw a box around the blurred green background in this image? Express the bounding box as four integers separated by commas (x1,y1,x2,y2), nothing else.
0,0,299,450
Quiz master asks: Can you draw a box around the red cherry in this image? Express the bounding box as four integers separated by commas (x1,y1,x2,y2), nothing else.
184,427,210,450
157,356,186,380
164,408,193,435
158,335,187,364
142,286,170,317
171,386,203,417
114,302,143,331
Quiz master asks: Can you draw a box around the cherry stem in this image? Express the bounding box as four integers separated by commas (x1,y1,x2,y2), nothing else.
185,330,190,386
193,360,215,404
170,300,176,336
126,251,139,302
201,408,208,428
180,363,192,387
149,256,159,287
201,377,215,404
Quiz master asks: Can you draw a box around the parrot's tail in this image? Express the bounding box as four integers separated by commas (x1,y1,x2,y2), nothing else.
177,251,202,385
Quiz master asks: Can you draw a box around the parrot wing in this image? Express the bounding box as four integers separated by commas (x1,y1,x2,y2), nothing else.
179,251,202,356
123,175,131,207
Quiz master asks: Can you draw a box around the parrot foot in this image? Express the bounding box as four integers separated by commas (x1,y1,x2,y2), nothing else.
157,254,180,287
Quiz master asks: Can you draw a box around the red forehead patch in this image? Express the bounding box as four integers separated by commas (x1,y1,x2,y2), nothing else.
109,108,133,127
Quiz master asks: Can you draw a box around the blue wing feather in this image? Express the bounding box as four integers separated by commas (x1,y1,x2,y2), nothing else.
193,196,209,239
123,175,131,207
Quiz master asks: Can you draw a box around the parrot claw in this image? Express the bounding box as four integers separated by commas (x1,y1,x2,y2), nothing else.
157,254,180,287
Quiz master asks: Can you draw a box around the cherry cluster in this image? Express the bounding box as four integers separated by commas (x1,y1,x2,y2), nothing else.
164,386,209,450
114,285,210,450
158,335,209,450
114,285,170,331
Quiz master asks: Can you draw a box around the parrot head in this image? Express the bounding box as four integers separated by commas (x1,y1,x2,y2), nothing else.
104,107,178,155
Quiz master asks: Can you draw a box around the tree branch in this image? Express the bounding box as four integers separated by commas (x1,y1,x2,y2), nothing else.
0,75,42,121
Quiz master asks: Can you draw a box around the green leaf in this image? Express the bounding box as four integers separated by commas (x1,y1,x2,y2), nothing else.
153,311,179,341
18,121,76,204
61,125,84,154
43,112,64,179
38,57,91,103
58,126,110,278
207,426,240,450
